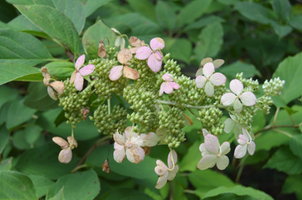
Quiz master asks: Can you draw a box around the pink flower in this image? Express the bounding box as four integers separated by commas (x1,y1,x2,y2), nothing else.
155,150,179,189
70,55,95,91
52,136,78,164
113,127,160,164
159,73,180,96
221,79,257,113
197,129,230,170
135,37,165,73
195,62,226,97
234,128,255,159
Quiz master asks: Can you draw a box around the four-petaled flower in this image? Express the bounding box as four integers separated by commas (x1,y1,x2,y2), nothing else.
197,129,230,170
159,73,180,96
155,150,179,189
221,79,257,113
113,127,160,164
234,128,255,159
136,37,165,73
52,136,78,164
129,36,145,54
70,54,95,91
195,62,226,97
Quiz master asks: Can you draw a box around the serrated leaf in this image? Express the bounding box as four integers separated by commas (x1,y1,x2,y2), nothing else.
44,62,74,79
83,0,111,17
0,171,38,200
82,20,116,59
194,22,223,63
271,21,292,38
218,61,261,79
264,146,302,175
15,4,80,53
289,134,302,161
273,52,302,104
156,1,176,30
163,38,192,63
127,0,156,21
272,0,291,22
255,130,290,152
8,15,46,36
46,169,100,200
28,175,54,198
282,175,302,195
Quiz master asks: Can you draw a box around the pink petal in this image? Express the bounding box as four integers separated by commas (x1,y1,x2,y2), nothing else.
148,53,162,72
205,81,214,97
204,134,219,155
150,37,165,50
155,165,167,176
238,134,248,145
248,141,256,155
141,132,160,147
167,165,178,180
240,92,257,106
70,71,77,84
74,72,84,91
164,82,173,94
109,65,123,81
162,73,174,82
197,155,217,170
195,76,206,88
75,54,85,69
216,155,229,170
168,150,177,169
210,73,226,86
224,118,235,133
234,144,247,159
169,82,179,90
203,63,215,78
79,64,95,76
113,149,126,163
155,172,168,189
221,93,236,106
159,82,166,96
126,147,145,164
135,46,152,60
58,149,72,163
155,51,163,60
233,98,243,113
220,142,230,155
202,129,210,137
230,79,243,95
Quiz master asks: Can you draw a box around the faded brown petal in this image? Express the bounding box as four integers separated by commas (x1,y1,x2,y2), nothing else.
111,28,121,34
58,148,72,164
49,81,65,95
123,66,139,80
70,71,77,84
41,67,50,86
47,86,57,100
129,36,141,46
102,159,110,173
143,146,151,156
67,136,78,148
117,49,133,64
81,107,90,121
98,40,107,59
52,137,69,149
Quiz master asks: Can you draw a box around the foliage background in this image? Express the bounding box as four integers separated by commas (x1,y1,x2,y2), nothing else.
0,0,302,199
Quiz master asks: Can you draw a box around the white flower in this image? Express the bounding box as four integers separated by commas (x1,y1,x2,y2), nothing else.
52,136,78,164
234,128,256,159
224,114,242,139
197,129,230,170
155,150,179,189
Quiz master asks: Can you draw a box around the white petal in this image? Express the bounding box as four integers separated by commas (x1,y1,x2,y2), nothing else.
209,72,226,86
220,142,230,155
126,147,145,164
248,141,256,155
216,155,229,170
202,129,210,137
141,132,160,147
199,143,206,153
204,134,219,155
113,132,126,145
195,76,206,88
212,59,224,68
167,165,178,180
240,92,257,106
58,149,72,164
47,86,57,100
197,155,217,170
168,150,177,168
221,93,236,106
224,118,235,133
205,81,214,97
113,149,126,163
155,173,168,189
234,124,242,140
233,98,243,113
155,165,167,176
203,63,215,78
230,79,243,95
234,144,247,159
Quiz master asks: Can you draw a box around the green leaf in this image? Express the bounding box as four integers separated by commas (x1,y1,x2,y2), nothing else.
264,146,302,175
82,20,116,60
194,22,223,63
217,0,238,6
15,5,80,53
163,38,192,63
6,0,34,4
202,185,273,200
156,1,176,31
184,15,224,31
44,61,74,79
15,144,79,180
289,134,302,161
273,52,302,104
272,0,291,22
282,175,302,194
28,175,54,198
24,82,58,111
179,140,200,172
0,171,38,200
12,129,31,150
24,125,43,146
188,169,235,197
0,1,18,23
0,158,13,171
234,2,276,25
245,150,269,165
127,0,156,21
46,169,100,200
83,0,111,17
218,61,261,79
271,21,292,38
251,110,266,133
177,0,212,27
255,130,290,152
6,99,36,131
48,187,65,200
289,14,302,32
102,188,153,200
0,86,19,108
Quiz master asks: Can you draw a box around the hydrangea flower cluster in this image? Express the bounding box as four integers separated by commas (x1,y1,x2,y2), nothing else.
41,29,285,189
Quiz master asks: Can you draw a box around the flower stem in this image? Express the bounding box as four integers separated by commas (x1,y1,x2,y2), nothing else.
156,100,226,109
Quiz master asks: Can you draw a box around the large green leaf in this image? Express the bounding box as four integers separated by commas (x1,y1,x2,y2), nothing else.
82,20,116,60
163,38,192,63
264,146,302,175
0,158,12,171
218,61,261,79
255,130,290,152
102,189,153,200
272,0,291,22
289,134,302,161
179,140,200,172
44,61,74,79
127,0,157,22
83,0,111,17
46,169,100,200
184,15,224,31
28,175,54,198
156,1,176,31
0,86,18,108
194,22,223,63
282,175,302,196
0,171,38,200
15,5,80,53
273,52,302,104
289,14,302,32
0,125,10,154
177,0,212,27
271,21,292,39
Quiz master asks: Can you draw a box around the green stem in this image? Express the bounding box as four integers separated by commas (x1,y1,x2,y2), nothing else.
274,128,292,138
235,156,248,183
71,164,89,173
108,99,111,115
273,107,280,126
183,189,195,194
156,100,226,109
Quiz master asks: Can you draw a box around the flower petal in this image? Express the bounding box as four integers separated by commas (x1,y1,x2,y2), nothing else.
199,143,206,153
216,155,229,170
74,72,84,91
47,86,57,100
159,82,166,96
58,149,72,163
70,71,77,84
200,57,213,66
155,165,167,176
109,65,123,81
224,118,235,133
248,141,256,155
167,165,178,180
155,172,168,189
135,46,152,60
195,76,206,88
164,82,173,94
197,155,217,170
150,37,165,50
168,150,177,168
79,64,95,76
212,59,224,68
234,144,247,159
162,73,174,82
49,81,65,95
52,137,69,149
220,142,231,155
155,51,163,60
233,98,243,113
126,147,145,164
113,132,126,145
210,72,226,86
148,53,162,72
240,92,257,106
141,132,160,147
202,129,210,137
203,63,215,78
204,134,219,154
113,149,126,163
118,49,133,64
75,55,85,69
230,79,243,95
195,68,203,77
170,82,179,90
221,93,236,106
123,66,140,80
205,81,214,97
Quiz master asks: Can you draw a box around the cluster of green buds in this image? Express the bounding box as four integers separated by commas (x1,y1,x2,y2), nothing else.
41,28,285,189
